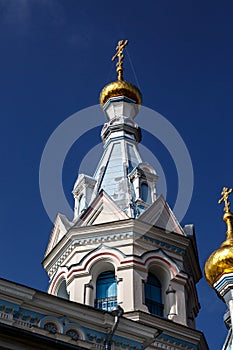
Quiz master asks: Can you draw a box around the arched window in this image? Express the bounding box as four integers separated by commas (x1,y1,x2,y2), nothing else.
57,280,69,300
145,272,163,316
95,271,117,311
141,183,152,204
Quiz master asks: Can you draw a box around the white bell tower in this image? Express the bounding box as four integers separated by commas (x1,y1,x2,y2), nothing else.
43,40,203,340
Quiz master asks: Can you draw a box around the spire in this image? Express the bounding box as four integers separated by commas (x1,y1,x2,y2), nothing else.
92,40,157,217
71,40,157,221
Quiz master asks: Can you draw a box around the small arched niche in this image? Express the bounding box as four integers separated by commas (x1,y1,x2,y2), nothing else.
56,280,69,300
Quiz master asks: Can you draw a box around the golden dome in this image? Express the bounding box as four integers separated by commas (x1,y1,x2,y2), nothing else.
204,236,233,287
204,188,233,287
99,80,142,107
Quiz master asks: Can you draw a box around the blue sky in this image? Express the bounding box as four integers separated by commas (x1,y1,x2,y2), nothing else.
1,0,233,348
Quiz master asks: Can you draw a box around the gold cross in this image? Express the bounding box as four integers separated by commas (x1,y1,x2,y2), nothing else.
112,39,129,81
218,187,233,212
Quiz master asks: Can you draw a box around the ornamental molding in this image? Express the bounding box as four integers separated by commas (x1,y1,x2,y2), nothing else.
73,174,97,195
214,272,233,296
48,231,185,278
0,300,141,350
153,342,181,350
154,335,198,350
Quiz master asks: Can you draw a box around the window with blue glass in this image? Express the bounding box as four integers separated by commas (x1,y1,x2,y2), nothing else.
141,183,152,204
95,271,117,311
145,272,163,316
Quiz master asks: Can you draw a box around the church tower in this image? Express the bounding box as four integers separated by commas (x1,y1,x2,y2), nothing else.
43,40,206,347
205,187,233,349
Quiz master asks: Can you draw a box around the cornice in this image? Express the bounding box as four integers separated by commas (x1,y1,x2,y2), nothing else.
44,219,195,278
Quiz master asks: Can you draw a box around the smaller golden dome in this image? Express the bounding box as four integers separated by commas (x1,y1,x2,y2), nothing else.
204,237,233,287
99,80,142,107
204,188,233,288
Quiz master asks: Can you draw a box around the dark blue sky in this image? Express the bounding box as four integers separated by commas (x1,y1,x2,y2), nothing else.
1,1,233,348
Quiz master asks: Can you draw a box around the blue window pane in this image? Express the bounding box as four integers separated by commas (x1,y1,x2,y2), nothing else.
145,273,163,317
141,183,152,204
95,271,117,311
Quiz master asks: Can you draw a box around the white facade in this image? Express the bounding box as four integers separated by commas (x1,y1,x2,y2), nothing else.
0,278,208,350
43,85,206,349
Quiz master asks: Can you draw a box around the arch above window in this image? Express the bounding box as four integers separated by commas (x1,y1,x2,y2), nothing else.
145,272,163,317
95,271,117,311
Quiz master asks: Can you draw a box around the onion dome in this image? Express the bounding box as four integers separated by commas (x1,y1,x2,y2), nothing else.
99,39,142,107
100,80,142,107
204,187,233,287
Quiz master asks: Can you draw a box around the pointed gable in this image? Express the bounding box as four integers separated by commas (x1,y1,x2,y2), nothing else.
45,213,72,256
76,190,128,227
138,195,185,235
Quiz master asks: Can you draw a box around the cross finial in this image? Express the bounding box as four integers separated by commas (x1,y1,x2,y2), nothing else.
218,187,233,212
112,39,129,81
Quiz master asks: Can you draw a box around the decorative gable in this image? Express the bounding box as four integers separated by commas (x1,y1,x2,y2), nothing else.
138,195,185,235
76,190,128,227
45,213,72,256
